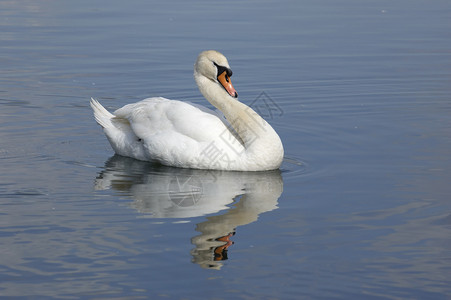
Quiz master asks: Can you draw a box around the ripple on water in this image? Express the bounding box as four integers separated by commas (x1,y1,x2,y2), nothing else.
280,156,309,181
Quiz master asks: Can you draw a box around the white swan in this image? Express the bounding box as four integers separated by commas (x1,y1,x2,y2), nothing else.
90,50,283,171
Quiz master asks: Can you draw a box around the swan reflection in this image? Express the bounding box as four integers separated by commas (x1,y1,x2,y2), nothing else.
95,155,283,269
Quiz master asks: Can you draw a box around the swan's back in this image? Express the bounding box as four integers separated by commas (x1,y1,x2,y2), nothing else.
114,97,227,143
91,97,246,169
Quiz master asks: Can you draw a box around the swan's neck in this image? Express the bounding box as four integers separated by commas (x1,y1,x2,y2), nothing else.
195,73,284,166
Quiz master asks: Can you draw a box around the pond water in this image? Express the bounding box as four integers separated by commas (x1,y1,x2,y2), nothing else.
1,0,450,299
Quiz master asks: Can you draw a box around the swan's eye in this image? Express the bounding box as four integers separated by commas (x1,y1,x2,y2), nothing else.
213,62,232,79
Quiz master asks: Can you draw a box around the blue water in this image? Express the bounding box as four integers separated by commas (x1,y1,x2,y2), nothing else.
1,1,450,298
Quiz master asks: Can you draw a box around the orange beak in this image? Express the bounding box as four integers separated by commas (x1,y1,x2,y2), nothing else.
217,71,238,98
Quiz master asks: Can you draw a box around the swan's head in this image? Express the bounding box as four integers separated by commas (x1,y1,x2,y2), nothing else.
194,50,238,98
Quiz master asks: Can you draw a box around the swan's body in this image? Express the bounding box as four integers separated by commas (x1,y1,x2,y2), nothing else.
90,50,283,171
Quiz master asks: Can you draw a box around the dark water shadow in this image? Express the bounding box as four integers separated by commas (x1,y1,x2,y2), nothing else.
95,155,284,269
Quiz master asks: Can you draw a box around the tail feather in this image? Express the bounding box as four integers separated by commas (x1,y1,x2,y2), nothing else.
90,98,115,128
